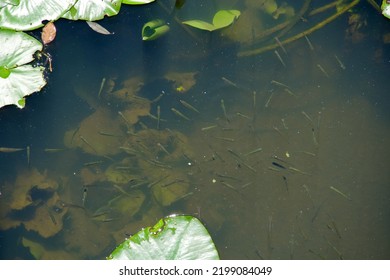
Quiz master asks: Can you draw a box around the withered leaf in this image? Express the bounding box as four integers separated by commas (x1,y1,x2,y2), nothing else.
41,22,57,45
86,21,113,35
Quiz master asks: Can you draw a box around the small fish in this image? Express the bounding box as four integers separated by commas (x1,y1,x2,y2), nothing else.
86,21,114,35
146,159,172,169
281,118,288,129
329,186,351,201
0,147,24,152
317,64,329,77
44,204,57,225
265,92,274,108
201,125,217,131
97,77,106,99
272,161,286,169
221,77,239,88
252,90,257,110
118,111,131,127
71,126,80,145
179,100,200,113
302,111,315,125
98,131,117,137
304,35,314,51
244,147,262,156
241,182,253,189
334,55,346,70
44,148,65,153
274,37,287,54
227,149,257,173
80,135,97,153
157,105,161,129
171,108,190,121
288,166,310,175
214,136,235,142
220,181,238,192
236,112,251,119
82,187,88,206
215,173,242,181
83,161,104,166
271,79,290,88
151,92,164,103
220,99,229,123
157,143,170,155
112,184,131,196
26,145,30,166
284,88,297,97
274,50,286,67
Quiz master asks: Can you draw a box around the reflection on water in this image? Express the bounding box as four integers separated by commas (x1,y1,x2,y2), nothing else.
1,1,389,260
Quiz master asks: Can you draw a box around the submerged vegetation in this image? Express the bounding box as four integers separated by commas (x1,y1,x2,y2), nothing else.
0,0,389,259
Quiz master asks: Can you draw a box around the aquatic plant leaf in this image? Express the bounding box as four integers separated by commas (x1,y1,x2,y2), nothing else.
0,30,46,109
122,0,155,5
212,10,241,29
1,0,20,8
62,0,122,21
0,66,11,79
382,0,390,19
0,0,76,31
142,19,170,41
182,19,216,31
108,215,219,260
183,9,240,31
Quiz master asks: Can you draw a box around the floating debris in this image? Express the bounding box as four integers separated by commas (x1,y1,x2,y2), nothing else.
86,21,114,35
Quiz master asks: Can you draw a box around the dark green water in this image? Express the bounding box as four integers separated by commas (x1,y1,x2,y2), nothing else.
1,0,389,259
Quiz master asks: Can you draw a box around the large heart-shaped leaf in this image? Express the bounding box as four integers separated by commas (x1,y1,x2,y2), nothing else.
183,9,240,31
61,0,122,21
0,0,76,31
0,30,46,109
108,215,219,260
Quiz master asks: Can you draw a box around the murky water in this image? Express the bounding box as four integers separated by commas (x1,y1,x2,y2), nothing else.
1,1,389,260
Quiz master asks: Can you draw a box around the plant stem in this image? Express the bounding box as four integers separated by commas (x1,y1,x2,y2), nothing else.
237,0,361,57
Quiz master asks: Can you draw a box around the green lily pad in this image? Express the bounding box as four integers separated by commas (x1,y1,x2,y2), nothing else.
61,0,122,21
0,0,77,31
142,19,170,41
382,0,390,19
108,215,219,260
122,0,155,5
0,30,46,109
1,0,20,8
183,9,241,31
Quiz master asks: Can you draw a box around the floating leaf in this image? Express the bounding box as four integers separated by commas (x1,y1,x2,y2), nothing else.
0,30,46,109
183,9,240,31
41,21,57,45
212,10,241,29
108,215,219,260
382,0,390,19
0,0,77,31
0,66,11,79
62,0,122,21
86,21,113,35
181,20,215,31
122,0,155,5
142,19,170,41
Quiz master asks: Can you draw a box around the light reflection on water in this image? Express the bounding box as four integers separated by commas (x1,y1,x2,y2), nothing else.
0,1,389,260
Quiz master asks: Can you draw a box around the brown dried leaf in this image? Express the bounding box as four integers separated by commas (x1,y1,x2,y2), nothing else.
41,22,57,45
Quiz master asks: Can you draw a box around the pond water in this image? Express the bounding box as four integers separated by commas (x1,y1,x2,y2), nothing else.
1,0,389,260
